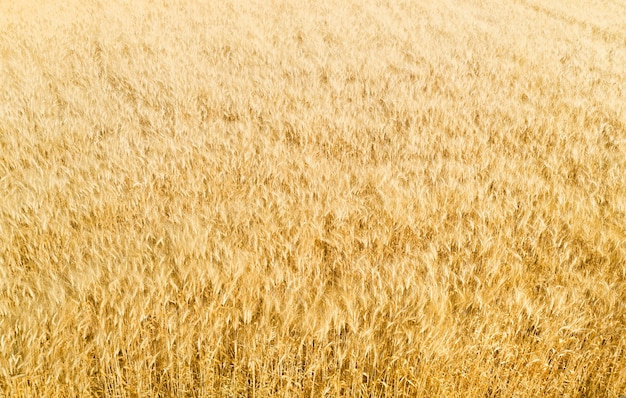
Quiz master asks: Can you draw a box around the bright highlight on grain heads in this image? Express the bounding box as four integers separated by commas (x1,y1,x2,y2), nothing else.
0,0,625,396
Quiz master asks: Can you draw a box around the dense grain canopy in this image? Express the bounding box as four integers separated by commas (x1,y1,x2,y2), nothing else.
1,0,625,396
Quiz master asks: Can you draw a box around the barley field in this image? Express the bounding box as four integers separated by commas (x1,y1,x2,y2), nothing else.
1,0,626,396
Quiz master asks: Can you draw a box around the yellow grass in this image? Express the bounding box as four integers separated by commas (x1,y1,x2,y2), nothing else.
1,0,626,396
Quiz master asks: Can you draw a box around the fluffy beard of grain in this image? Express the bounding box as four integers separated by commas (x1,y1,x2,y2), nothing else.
1,0,626,396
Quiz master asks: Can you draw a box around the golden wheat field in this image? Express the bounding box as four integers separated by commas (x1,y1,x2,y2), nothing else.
1,0,626,396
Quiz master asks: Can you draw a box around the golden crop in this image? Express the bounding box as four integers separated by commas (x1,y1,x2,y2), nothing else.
1,0,625,396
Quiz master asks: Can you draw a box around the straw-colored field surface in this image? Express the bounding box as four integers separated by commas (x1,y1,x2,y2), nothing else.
1,0,626,396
